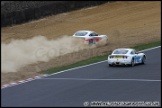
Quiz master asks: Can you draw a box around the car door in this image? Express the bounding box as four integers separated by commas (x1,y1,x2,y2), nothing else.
134,50,141,63
131,50,139,63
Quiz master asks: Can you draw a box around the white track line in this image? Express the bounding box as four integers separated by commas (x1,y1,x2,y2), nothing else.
47,60,107,77
39,78,161,82
138,46,161,52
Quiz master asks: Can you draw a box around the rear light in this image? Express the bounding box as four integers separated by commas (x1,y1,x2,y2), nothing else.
123,56,127,59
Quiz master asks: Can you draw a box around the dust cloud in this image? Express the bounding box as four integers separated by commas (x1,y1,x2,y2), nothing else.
2,35,107,73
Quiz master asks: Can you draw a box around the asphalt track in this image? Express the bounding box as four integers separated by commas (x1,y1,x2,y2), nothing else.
1,47,161,107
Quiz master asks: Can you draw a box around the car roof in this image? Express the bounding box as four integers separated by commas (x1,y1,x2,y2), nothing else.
114,48,135,51
75,30,95,34
111,48,135,55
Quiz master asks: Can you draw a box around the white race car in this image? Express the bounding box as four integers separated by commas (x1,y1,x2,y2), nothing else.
72,30,108,45
108,48,146,67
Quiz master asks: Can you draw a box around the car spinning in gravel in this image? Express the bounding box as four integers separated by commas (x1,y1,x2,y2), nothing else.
108,48,146,67
72,30,108,45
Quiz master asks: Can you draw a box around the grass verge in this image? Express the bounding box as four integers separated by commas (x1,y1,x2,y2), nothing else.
40,41,161,74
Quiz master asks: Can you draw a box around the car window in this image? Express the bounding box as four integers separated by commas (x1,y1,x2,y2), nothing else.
74,31,88,36
134,50,137,54
130,51,134,54
89,32,98,36
130,50,136,54
113,49,128,54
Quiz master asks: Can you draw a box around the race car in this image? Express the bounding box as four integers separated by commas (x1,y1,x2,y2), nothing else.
108,48,146,67
72,30,108,45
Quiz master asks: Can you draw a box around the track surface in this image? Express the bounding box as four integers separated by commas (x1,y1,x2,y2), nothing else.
1,47,161,107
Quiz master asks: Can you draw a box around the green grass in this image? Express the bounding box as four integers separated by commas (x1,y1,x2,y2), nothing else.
132,41,161,51
39,41,161,74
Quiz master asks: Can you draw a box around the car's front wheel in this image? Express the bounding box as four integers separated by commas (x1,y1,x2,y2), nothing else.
141,56,146,64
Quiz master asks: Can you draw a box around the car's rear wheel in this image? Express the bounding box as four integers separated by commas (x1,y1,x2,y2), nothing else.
131,58,135,67
89,39,93,45
141,56,146,64
109,64,113,67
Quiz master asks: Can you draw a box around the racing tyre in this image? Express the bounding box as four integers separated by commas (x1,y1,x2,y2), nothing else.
131,58,135,67
109,64,113,67
89,39,93,45
141,56,146,64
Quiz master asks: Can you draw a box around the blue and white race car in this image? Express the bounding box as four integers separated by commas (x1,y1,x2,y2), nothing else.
108,48,146,67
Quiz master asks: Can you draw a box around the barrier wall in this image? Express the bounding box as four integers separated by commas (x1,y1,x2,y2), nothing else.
1,1,109,27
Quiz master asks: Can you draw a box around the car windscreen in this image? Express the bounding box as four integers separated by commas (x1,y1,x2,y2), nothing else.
113,49,129,54
74,31,88,36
